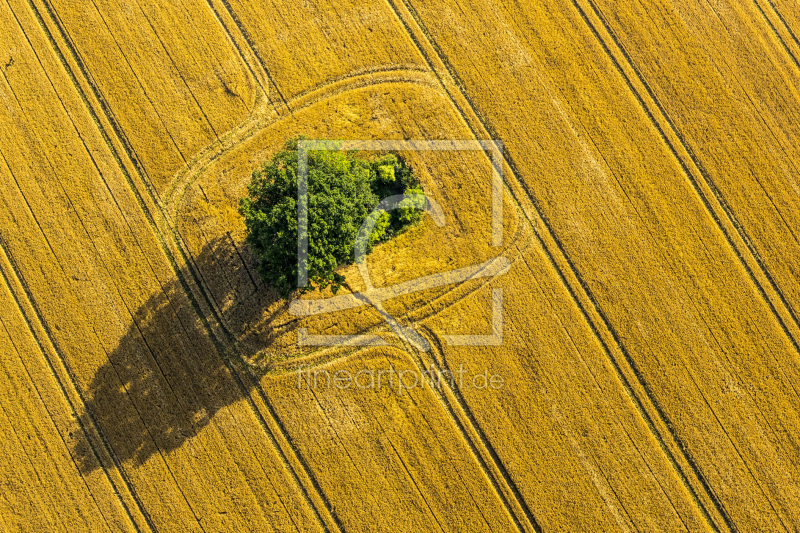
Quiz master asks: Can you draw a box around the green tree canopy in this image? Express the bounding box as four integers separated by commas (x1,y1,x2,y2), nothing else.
239,138,423,298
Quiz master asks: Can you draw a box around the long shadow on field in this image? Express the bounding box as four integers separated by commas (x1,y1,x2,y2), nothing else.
73,237,288,473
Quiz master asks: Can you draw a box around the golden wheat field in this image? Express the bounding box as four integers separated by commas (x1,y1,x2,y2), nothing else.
1,0,799,530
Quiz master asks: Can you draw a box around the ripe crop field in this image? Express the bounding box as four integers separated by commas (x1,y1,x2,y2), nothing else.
0,0,798,530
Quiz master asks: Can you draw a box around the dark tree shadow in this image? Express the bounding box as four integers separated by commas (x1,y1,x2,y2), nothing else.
73,236,292,473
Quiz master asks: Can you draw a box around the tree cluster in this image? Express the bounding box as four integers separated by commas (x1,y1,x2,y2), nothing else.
239,138,424,297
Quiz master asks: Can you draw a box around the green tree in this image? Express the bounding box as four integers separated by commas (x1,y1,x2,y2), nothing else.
239,138,423,298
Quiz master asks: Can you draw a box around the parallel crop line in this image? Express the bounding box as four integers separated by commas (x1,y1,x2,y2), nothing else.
205,0,288,108
413,326,542,533
165,67,534,428
576,0,800,364
23,0,342,530
21,0,720,527
2,4,171,526
201,0,278,110
575,0,800,524
700,0,800,244
130,0,221,142
166,167,344,532
30,0,163,208
369,413,450,533
2,2,218,526
136,1,545,526
158,44,534,533
84,0,190,172
379,5,569,531
0,372,62,531
752,0,800,72
268,237,539,528
164,67,433,214
158,6,458,529
0,236,153,533
160,69,444,533
387,0,731,531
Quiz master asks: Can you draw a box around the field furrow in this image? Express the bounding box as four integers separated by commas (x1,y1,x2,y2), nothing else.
222,0,427,100
23,3,544,524
0,253,139,533
167,61,720,527
2,0,797,530
0,5,329,531
587,0,800,356
268,349,527,533
769,0,800,61
0,238,155,533
21,0,257,194
401,0,800,529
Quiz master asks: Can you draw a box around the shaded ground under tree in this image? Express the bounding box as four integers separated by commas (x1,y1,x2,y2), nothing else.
73,236,286,473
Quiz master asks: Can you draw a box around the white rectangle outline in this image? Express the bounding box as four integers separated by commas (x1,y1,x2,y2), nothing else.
297,139,504,287
295,139,505,349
